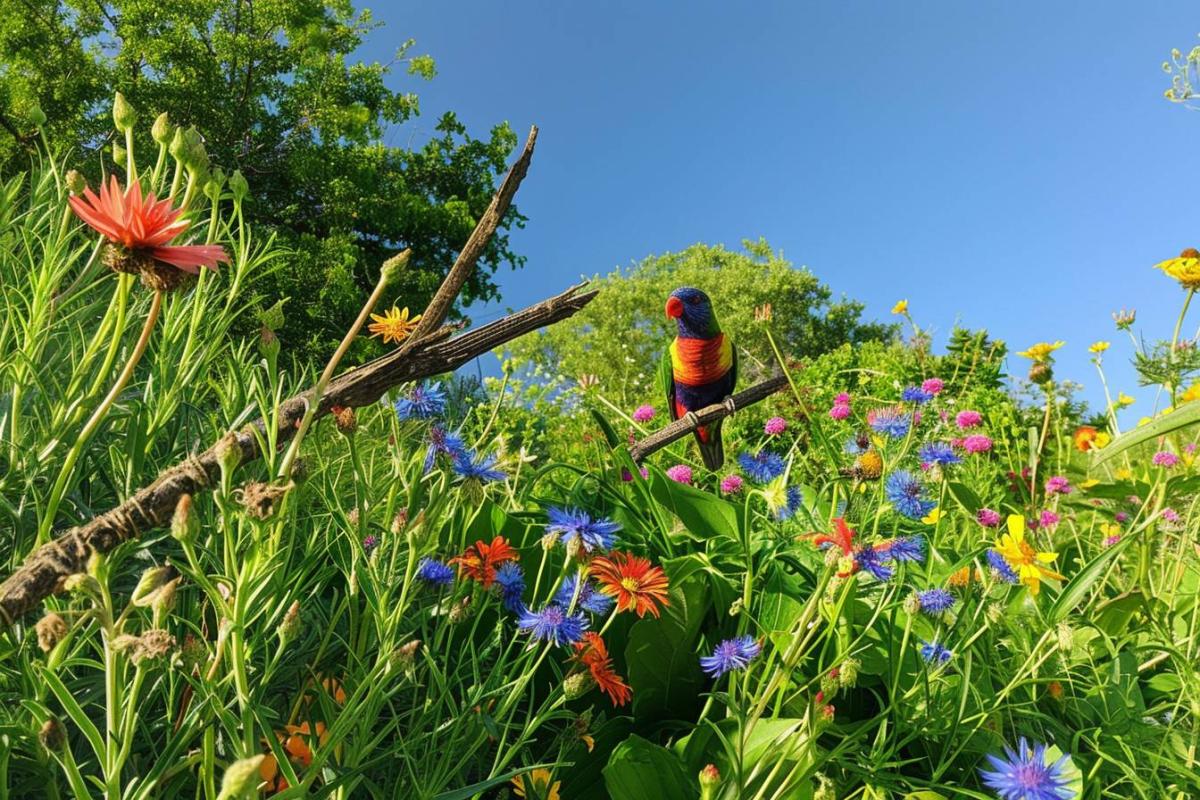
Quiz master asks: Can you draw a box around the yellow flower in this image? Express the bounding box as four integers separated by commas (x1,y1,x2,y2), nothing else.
1094,432,1111,449
1080,478,1100,489
1156,248,1200,289
891,299,909,315
1017,341,1064,363
1089,341,1110,354
1099,522,1121,539
994,515,1064,596
366,306,422,344
1183,382,1200,403
512,769,561,800
762,477,789,516
1114,468,1133,481
921,507,942,525
1116,392,1135,408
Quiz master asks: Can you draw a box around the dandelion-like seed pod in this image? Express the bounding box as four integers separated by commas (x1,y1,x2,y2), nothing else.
35,612,68,653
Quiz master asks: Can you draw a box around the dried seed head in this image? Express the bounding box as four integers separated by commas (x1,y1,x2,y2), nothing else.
133,629,176,664
332,405,357,435
392,639,421,669
35,612,69,653
237,481,291,520
39,717,65,752
390,509,408,534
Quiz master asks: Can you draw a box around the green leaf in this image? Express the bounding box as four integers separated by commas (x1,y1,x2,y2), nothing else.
603,735,692,800
646,465,740,541
590,408,622,448
1048,534,1135,623
39,666,105,762
431,763,563,800
1093,402,1200,465
944,481,981,514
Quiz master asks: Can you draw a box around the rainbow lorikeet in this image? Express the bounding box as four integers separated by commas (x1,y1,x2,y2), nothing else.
659,287,738,469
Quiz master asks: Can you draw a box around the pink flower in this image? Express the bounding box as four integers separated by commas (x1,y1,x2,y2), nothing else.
720,475,744,494
1103,534,1122,547
1186,444,1198,455
1044,476,1072,495
1115,512,1129,523
962,434,993,454
764,416,787,435
829,403,851,421
955,410,983,429
921,378,945,395
977,508,1001,527
1039,510,1060,529
621,466,650,482
632,404,656,423
834,392,851,405
1163,507,1181,523
666,464,693,485
1153,451,1180,468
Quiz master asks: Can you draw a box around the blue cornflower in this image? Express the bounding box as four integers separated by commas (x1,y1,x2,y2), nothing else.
424,425,470,472
738,450,786,483
545,507,620,553
856,536,924,581
980,737,1076,800
700,636,762,679
395,382,448,420
416,557,454,587
554,574,615,615
453,451,507,483
885,470,936,519
856,545,895,581
918,441,961,466
919,639,953,665
869,407,911,438
773,486,805,521
494,562,526,612
843,436,868,456
917,588,956,614
902,386,934,404
987,549,1021,584
516,604,588,646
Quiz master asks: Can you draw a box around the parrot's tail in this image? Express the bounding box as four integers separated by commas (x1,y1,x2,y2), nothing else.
694,421,725,470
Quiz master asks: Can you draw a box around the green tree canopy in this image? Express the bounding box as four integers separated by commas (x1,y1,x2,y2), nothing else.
503,239,894,409
0,0,523,357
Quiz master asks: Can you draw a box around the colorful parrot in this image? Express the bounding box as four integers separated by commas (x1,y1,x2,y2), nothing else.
660,286,737,469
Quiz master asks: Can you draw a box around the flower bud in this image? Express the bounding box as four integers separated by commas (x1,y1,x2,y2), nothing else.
563,671,595,700
151,112,172,144
28,104,46,127
332,405,357,435
541,532,559,551
215,433,242,482
203,167,225,201
65,170,86,195
392,639,421,669
448,596,472,624
902,593,921,616
131,565,176,607
838,657,860,688
180,633,206,673
258,325,279,360
380,249,411,287
168,126,187,161
1028,362,1052,385
257,299,286,332
63,573,103,603
39,717,65,752
35,612,69,653
228,169,249,202
1056,621,1074,653
563,535,581,562
171,494,198,544
112,92,137,132
218,754,266,800
699,764,721,800
277,600,302,644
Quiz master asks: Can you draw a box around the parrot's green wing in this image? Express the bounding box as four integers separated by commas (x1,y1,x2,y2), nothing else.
659,346,677,422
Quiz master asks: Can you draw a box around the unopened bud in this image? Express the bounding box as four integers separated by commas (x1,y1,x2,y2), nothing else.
332,405,357,435
180,633,206,673
65,170,86,195
215,433,242,482
1028,362,1053,385
563,671,595,700
278,600,302,644
39,717,65,752
28,104,46,127
902,593,921,616
131,565,176,607
203,168,225,201
151,112,172,144
448,596,472,624
1056,621,1073,653
228,169,249,202
218,754,266,800
541,532,559,551
838,657,860,688
699,764,721,800
171,494,198,544
35,612,69,653
380,249,411,287
563,535,581,561
258,325,279,360
393,639,421,668
63,573,103,602
112,92,137,132
391,509,409,534
168,126,187,161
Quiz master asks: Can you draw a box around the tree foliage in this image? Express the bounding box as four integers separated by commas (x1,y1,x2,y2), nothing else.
0,0,523,357
503,239,894,409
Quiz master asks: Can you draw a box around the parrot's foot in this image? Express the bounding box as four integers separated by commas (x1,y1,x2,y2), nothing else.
683,411,700,428
723,396,738,414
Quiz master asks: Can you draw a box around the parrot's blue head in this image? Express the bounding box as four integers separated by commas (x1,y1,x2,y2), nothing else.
666,286,720,338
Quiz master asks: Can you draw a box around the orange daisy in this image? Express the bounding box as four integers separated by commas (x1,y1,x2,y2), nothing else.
589,551,669,618
572,632,632,707
449,536,519,588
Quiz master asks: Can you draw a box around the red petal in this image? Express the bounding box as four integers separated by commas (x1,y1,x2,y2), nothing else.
150,244,229,273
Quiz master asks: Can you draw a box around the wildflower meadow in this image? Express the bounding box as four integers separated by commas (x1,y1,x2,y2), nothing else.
5,13,1200,800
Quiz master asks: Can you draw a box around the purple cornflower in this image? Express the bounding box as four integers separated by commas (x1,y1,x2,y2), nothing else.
1044,476,1072,495
919,639,953,665
885,470,936,519
738,450,786,483
516,604,588,646
902,386,934,404
416,557,455,587
980,737,1076,800
764,416,787,435
545,507,620,553
632,404,656,423
554,574,615,615
917,588,956,614
425,425,470,472
666,464,693,484
394,382,448,420
922,378,945,395
919,441,962,466
720,474,744,494
700,636,762,679
963,434,993,454
1153,451,1180,468
978,508,1002,527
494,562,526,612
956,410,983,429
869,407,911,438
986,549,1020,584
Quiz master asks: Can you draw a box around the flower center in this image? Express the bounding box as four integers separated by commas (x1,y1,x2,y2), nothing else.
620,577,641,592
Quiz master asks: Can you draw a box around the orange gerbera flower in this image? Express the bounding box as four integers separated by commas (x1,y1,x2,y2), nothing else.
589,551,669,618
69,176,229,281
810,517,858,577
572,632,632,707
449,536,519,588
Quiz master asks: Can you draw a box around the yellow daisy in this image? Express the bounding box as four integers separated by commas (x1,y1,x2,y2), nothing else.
1183,382,1200,403
367,306,422,344
921,507,943,525
1115,392,1135,408
512,769,561,800
994,515,1064,596
1089,341,1110,354
1156,248,1200,289
891,299,909,315
1017,341,1065,363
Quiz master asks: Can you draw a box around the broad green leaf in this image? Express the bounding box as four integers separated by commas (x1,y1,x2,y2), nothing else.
603,735,692,800
590,408,622,448
1093,402,1200,464
944,481,981,514
646,464,741,541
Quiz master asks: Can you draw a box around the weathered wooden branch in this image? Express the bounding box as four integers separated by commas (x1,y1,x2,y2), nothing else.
0,125,594,625
627,375,791,463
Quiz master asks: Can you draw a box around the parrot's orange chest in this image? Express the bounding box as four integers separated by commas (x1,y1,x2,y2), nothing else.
670,334,732,386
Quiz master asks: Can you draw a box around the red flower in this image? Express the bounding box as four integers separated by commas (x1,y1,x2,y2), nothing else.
588,551,669,618
69,176,228,274
810,518,858,577
450,536,519,588
572,632,632,707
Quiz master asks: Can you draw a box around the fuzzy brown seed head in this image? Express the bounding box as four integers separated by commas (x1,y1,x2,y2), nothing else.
35,612,69,653
1028,362,1053,385
138,260,194,292
390,508,408,534
39,717,66,752
393,639,421,669
133,629,176,664
237,481,291,520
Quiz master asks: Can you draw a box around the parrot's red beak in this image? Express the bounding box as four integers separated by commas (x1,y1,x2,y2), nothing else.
665,296,684,319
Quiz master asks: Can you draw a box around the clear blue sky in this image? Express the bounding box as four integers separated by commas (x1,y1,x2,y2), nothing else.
361,1,1200,422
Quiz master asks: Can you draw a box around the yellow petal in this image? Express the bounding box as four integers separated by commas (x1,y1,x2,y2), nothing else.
1006,514,1025,541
